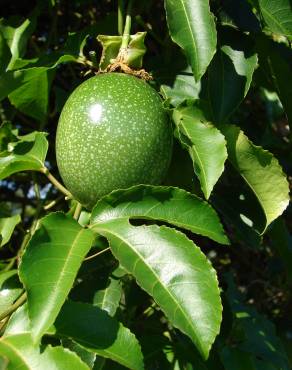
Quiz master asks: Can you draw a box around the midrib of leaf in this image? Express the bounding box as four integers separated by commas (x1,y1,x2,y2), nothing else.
177,0,199,78
228,132,287,229
33,228,86,335
179,121,208,196
94,211,223,243
97,224,206,356
261,5,291,36
0,340,30,370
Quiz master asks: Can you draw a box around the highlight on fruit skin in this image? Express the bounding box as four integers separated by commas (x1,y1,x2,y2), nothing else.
56,72,173,209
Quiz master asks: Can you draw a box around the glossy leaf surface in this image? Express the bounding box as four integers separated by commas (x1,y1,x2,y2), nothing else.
165,0,217,81
221,124,289,231
0,14,37,70
173,105,227,199
0,333,89,369
0,131,48,180
160,66,201,107
0,55,75,121
203,28,257,123
0,270,23,316
93,267,123,316
0,214,21,247
19,212,95,341
55,300,144,370
91,185,229,244
92,219,222,360
258,0,292,39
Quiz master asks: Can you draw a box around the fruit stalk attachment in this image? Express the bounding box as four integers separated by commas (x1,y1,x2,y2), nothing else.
102,0,151,80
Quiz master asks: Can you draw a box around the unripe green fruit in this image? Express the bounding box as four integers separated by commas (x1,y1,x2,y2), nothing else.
56,73,173,209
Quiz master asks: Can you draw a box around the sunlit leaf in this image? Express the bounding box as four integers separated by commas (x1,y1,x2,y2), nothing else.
165,0,217,81
91,185,229,245
19,212,95,342
173,104,227,199
161,66,201,107
0,55,76,121
0,214,21,247
221,124,289,231
0,131,48,180
91,219,222,359
0,11,37,70
55,300,144,370
0,270,23,316
93,267,123,316
258,0,292,39
0,333,90,369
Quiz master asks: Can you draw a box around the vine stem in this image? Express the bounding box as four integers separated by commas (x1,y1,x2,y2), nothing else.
120,0,134,49
0,292,27,322
84,247,111,261
44,195,64,211
40,167,72,198
118,0,124,35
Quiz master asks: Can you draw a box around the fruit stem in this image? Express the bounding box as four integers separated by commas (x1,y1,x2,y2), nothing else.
41,167,72,199
0,292,27,322
120,0,134,49
73,202,83,221
118,0,124,35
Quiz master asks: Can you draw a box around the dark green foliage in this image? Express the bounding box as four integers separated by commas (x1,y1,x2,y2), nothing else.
0,1,291,369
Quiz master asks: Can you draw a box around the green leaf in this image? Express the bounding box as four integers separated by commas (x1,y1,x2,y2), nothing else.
173,104,227,199
202,27,258,123
0,214,21,247
93,267,123,316
0,30,11,74
218,0,261,32
221,124,289,232
258,0,292,39
9,69,54,122
256,35,292,128
91,185,229,245
220,348,257,370
92,219,222,360
164,0,217,82
55,300,144,370
62,339,96,368
212,193,262,249
0,12,37,70
98,32,147,70
19,212,95,342
0,121,18,152
0,131,48,180
0,333,90,369
0,270,23,317
160,66,201,107
223,274,291,370
0,54,76,121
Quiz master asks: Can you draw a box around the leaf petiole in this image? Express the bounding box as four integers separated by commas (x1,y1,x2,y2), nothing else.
40,167,72,199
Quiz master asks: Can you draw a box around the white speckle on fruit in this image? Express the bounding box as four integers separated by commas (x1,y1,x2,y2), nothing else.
56,72,173,209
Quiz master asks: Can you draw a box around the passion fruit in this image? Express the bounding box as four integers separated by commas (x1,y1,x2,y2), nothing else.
56,72,173,209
